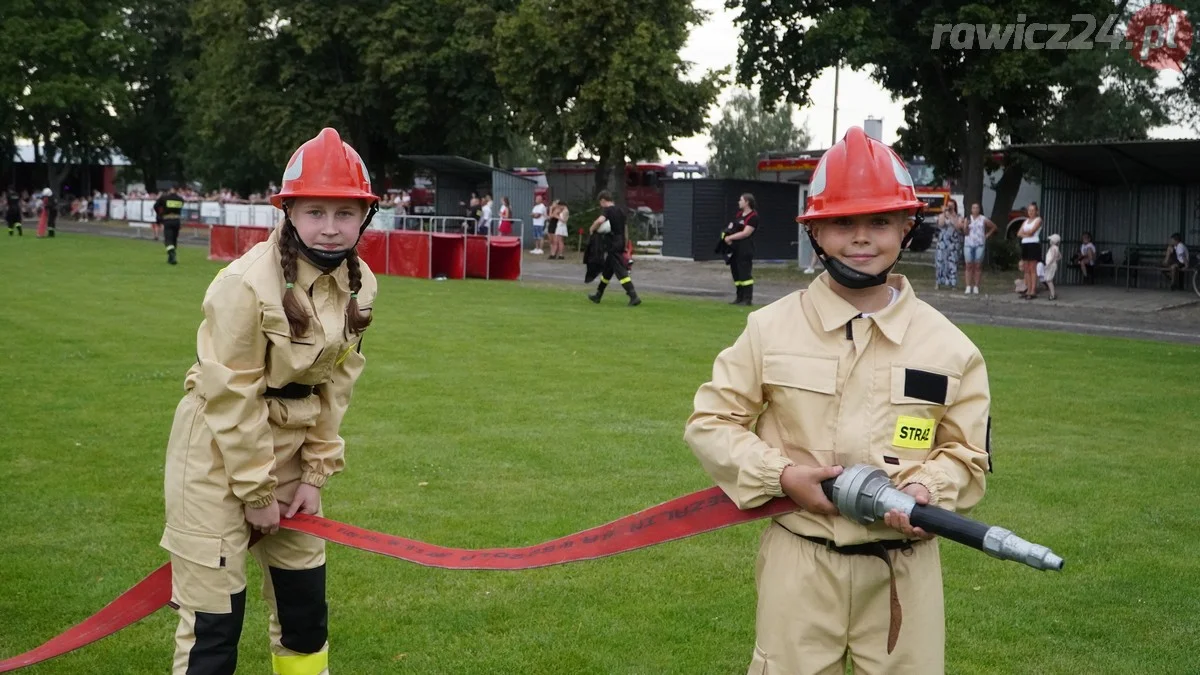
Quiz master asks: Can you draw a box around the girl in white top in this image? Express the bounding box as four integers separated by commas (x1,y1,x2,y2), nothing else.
959,203,998,294
1018,203,1043,299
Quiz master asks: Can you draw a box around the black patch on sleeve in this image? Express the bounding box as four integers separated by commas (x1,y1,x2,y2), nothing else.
883,456,900,465
904,368,949,404
986,416,993,473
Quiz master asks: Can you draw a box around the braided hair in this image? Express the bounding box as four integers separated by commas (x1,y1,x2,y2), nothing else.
278,223,311,338
344,247,372,334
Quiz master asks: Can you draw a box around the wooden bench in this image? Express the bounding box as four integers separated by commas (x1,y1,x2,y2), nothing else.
1122,244,1198,291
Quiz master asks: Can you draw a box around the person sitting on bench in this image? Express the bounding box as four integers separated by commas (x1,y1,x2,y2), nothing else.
1074,232,1097,284
1162,232,1189,290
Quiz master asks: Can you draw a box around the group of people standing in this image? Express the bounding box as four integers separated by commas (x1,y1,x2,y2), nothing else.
5,187,57,238
933,200,999,294
530,194,570,258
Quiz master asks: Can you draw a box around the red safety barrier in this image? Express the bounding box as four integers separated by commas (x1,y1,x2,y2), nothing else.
357,229,388,274
0,488,795,672
465,235,489,279
208,225,239,261
236,226,271,256
386,230,431,279
488,236,522,280
431,233,466,280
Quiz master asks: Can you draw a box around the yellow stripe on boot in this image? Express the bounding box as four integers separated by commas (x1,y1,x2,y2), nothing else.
272,650,329,675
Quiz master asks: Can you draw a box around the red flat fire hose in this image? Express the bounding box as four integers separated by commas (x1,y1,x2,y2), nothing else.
0,487,794,672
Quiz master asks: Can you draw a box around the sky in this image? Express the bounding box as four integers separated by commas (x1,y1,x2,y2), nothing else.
667,0,1196,164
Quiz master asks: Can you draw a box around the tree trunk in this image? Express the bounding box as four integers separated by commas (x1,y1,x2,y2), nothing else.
988,163,1025,231
37,135,70,196
595,145,610,198
962,97,986,214
611,141,627,209
143,164,159,193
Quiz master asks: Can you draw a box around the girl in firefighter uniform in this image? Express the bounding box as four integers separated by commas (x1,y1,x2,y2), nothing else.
686,127,991,675
720,193,759,305
161,128,379,675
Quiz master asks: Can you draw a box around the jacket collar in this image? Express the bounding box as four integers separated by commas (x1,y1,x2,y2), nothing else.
805,273,916,344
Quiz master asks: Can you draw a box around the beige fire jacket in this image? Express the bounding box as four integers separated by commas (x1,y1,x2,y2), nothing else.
685,274,991,545
183,228,377,508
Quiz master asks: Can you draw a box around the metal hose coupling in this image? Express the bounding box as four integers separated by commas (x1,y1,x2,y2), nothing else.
823,465,1065,572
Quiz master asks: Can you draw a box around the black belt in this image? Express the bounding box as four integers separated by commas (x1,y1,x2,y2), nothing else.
264,382,316,399
798,534,915,556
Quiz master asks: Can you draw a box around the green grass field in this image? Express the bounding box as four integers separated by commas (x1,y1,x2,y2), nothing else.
2,235,1198,674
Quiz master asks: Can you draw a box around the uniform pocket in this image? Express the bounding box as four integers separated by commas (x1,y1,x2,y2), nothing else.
890,364,960,406
261,306,315,345
160,525,243,613
762,353,839,451
884,364,961,460
160,524,224,569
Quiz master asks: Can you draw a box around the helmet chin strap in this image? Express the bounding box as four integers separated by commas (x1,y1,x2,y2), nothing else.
803,217,919,290
285,202,379,271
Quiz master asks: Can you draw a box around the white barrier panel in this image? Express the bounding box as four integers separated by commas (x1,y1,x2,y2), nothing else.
200,201,222,219
369,207,394,230
139,200,157,223
94,197,109,219
126,200,143,222
110,199,126,221
224,204,252,226
252,205,277,227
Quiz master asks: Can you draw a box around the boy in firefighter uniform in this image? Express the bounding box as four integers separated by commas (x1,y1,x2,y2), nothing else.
155,187,186,264
685,127,991,675
587,190,642,306
161,128,379,675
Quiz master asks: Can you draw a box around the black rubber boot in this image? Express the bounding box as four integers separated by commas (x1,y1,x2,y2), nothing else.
589,280,607,303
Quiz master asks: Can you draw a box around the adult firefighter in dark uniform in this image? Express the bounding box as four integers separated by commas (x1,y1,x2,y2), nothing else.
155,187,186,265
5,186,21,236
587,190,642,306
718,193,759,305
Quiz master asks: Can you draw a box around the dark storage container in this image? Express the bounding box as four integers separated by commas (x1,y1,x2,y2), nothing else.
663,179,801,261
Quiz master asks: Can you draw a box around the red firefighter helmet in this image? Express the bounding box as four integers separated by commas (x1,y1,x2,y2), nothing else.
797,126,923,222
270,128,378,208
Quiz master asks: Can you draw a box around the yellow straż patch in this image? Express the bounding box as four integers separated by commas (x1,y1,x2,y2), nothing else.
893,415,935,449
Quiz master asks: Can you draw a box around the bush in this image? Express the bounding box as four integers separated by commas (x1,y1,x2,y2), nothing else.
989,237,1021,271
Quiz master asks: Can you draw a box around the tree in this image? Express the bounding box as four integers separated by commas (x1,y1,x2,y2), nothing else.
181,0,516,193
730,0,1166,225
110,0,195,190
494,0,723,206
0,0,126,195
707,89,812,179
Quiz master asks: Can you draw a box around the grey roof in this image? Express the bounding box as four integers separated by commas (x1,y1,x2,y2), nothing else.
1006,138,1200,186
398,155,535,182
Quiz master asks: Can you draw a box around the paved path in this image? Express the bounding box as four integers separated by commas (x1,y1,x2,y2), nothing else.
48,221,1200,345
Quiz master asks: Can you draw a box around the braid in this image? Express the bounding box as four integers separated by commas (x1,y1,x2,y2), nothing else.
344,248,372,335
278,223,311,337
